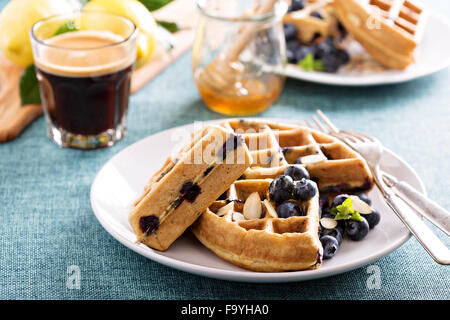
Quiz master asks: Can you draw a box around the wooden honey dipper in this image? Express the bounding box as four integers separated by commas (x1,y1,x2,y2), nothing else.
196,0,280,91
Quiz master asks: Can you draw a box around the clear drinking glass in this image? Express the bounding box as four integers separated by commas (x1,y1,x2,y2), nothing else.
193,0,287,116
30,12,137,149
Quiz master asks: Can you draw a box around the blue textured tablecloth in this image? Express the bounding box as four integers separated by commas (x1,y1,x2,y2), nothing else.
0,0,449,300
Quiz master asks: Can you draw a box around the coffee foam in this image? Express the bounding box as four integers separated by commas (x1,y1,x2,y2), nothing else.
34,30,135,77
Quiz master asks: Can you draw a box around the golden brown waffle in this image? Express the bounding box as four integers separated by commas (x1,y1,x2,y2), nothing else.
191,119,374,272
191,178,322,272
283,0,342,43
129,125,252,251
334,0,428,69
222,119,373,192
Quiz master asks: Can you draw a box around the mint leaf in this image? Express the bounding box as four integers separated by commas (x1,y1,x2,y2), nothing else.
54,20,79,36
313,59,325,71
139,0,173,11
19,66,41,106
332,197,364,221
156,20,180,33
298,53,315,71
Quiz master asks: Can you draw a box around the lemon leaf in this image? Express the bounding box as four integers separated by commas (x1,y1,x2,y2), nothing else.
156,20,179,33
54,20,79,36
19,66,41,106
139,0,173,11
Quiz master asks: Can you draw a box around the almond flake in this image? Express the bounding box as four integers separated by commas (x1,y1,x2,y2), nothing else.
216,202,234,217
350,196,372,214
297,154,327,164
263,199,278,218
320,217,338,229
243,192,262,220
233,212,245,222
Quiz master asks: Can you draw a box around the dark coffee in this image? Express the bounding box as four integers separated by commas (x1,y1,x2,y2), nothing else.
36,65,132,135
34,30,135,136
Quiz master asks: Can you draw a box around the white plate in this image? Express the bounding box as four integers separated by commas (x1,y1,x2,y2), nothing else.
282,11,450,86
90,119,426,283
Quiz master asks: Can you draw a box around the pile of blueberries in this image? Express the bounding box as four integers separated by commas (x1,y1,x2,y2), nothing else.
269,163,382,261
320,193,381,260
269,165,318,218
284,1,350,72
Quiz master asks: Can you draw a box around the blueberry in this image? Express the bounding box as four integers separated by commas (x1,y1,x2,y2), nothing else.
139,215,159,235
320,54,342,73
361,209,381,229
286,40,301,63
319,193,330,211
293,179,318,201
277,201,304,218
295,45,313,62
335,49,350,64
269,175,294,203
331,194,350,208
314,38,335,59
310,11,323,19
321,208,333,219
283,165,310,181
345,217,370,241
288,0,305,12
321,227,343,245
353,192,372,205
283,23,298,41
320,235,339,259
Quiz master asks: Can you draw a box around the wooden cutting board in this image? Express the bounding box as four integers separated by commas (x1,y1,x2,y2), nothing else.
0,0,197,142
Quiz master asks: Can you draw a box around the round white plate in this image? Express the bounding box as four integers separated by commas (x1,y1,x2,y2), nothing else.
282,11,450,86
90,119,425,283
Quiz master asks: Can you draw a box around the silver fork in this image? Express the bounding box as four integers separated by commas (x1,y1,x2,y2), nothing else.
309,110,450,265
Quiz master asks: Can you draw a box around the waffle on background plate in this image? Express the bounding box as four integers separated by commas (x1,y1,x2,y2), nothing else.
192,119,374,272
284,0,428,70
129,119,374,272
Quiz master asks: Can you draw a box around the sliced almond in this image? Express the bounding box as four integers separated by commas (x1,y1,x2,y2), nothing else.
233,212,245,222
297,154,327,164
320,217,338,229
216,202,234,217
243,192,262,220
263,199,278,219
350,195,372,214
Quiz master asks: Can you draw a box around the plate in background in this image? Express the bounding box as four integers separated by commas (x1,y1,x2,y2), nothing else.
283,11,450,86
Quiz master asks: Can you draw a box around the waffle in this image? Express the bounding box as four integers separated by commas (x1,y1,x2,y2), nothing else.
283,0,342,44
192,179,322,272
191,119,374,272
334,0,428,69
129,125,252,251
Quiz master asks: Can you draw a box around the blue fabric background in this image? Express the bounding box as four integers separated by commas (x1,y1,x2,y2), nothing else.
0,0,448,300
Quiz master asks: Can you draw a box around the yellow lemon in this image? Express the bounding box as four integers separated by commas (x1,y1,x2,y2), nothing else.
0,0,76,67
83,0,157,69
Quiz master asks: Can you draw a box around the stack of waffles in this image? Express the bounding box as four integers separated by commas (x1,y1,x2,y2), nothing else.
129,119,374,271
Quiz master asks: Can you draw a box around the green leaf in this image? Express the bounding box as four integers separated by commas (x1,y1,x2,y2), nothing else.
139,0,173,11
298,53,326,72
156,20,180,33
313,59,325,71
54,20,79,36
298,53,314,71
332,197,364,221
19,65,41,106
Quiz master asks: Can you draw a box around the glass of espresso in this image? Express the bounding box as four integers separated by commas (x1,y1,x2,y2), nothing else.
30,12,137,149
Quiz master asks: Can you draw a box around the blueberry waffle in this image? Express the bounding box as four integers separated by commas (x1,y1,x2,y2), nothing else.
284,0,342,44
191,178,322,272
191,119,374,272
129,125,252,251
334,0,428,69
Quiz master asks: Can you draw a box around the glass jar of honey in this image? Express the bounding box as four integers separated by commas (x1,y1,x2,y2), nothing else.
193,0,287,116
